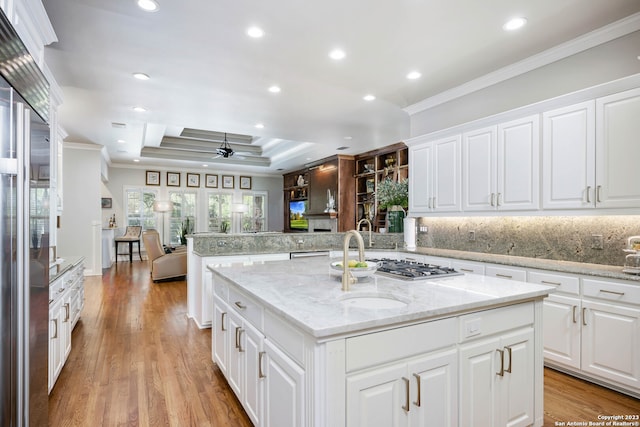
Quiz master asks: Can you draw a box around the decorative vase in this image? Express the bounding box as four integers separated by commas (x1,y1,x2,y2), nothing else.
387,205,406,233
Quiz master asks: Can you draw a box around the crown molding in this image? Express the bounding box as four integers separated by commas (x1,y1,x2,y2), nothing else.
404,12,640,116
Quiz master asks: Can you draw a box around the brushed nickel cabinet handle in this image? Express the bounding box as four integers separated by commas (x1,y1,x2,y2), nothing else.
586,186,591,203
402,377,410,412
413,373,421,407
64,303,70,322
504,346,512,374
599,289,625,296
541,280,562,286
490,193,495,207
221,312,227,331
497,193,502,206
572,305,577,324
51,319,58,339
234,301,247,310
235,326,241,349
582,307,587,326
496,349,505,376
432,197,436,209
496,273,513,279
596,185,602,203
460,268,474,273
258,351,266,378
237,329,245,352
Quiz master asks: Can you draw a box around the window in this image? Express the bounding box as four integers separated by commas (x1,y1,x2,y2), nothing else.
124,187,157,229
207,192,232,233
242,191,268,232
168,190,197,246
29,187,49,249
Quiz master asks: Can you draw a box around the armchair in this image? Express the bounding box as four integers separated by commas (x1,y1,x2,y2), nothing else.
142,230,187,281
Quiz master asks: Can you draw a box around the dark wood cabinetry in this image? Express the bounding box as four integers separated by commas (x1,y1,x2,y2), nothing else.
283,155,355,232
354,142,408,230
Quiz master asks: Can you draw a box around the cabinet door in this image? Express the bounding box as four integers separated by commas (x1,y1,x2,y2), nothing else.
243,322,264,426
263,339,305,427
497,115,540,210
542,294,581,369
408,349,458,427
226,309,244,399
346,362,407,427
432,135,461,212
500,328,535,427
462,126,496,211
582,299,640,389
542,101,595,209
595,88,640,208
459,337,500,427
212,298,229,374
409,142,433,213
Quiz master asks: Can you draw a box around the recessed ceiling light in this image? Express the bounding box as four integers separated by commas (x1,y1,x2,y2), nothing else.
268,85,281,93
329,49,346,60
255,123,264,129
202,164,208,168
132,106,147,112
117,139,126,143
363,94,376,101
133,72,150,80
503,17,527,31
406,71,422,80
133,159,140,162
247,26,264,38
343,136,352,140
137,0,159,12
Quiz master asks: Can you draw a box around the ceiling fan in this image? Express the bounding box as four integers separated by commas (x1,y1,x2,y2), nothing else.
215,133,235,158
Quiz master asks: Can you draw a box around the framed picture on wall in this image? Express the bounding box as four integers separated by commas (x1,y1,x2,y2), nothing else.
146,170,161,186
187,173,200,187
101,197,112,209
222,175,234,189
167,172,180,187
205,174,218,188
240,176,252,189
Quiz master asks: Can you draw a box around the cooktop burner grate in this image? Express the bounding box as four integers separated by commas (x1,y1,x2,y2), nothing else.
367,258,463,280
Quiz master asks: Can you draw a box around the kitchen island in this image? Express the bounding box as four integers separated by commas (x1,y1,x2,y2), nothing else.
209,255,553,427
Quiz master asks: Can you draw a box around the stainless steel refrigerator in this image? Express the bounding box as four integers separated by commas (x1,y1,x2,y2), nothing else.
0,9,52,427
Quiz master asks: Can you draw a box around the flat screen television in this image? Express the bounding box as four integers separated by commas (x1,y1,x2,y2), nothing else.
289,200,308,231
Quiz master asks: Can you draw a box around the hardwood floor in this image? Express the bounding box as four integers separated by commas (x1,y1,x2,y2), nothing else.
49,261,639,426
48,260,252,427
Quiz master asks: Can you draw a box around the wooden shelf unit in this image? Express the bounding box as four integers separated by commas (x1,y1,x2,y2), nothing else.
354,142,408,230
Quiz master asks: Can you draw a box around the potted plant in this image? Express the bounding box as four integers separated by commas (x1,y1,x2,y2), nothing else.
178,216,194,245
375,178,408,232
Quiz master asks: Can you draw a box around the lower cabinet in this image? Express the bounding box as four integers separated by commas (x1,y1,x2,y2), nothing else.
346,348,457,427
459,327,535,427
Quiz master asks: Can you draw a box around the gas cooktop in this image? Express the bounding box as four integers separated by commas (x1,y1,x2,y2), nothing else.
367,258,463,281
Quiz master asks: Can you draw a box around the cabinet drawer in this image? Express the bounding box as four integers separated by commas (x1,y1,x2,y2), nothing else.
485,265,527,282
451,260,485,275
528,270,580,295
459,302,534,342
583,278,640,306
213,275,228,300
264,310,305,366
228,286,264,330
345,317,457,372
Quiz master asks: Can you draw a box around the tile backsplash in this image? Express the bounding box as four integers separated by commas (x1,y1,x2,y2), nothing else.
415,215,640,267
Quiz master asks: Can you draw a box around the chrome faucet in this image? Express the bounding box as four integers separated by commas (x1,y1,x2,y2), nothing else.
342,230,366,292
356,218,374,248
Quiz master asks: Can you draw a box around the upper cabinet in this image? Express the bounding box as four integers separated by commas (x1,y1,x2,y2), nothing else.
409,135,460,214
461,115,540,212
542,101,595,209
595,88,640,209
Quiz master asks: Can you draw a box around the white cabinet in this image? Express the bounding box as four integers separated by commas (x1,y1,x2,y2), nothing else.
212,275,304,427
408,135,460,214
462,115,540,212
48,297,63,393
581,278,640,391
485,265,527,282
262,339,306,427
459,306,535,427
345,318,458,427
542,101,596,209
595,88,640,208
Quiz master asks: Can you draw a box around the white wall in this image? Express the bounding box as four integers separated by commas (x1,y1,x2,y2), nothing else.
102,165,284,232
410,30,640,136
57,142,103,275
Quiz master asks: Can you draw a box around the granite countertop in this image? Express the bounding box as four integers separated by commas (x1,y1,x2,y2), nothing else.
49,256,84,283
405,247,640,283
209,256,553,339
